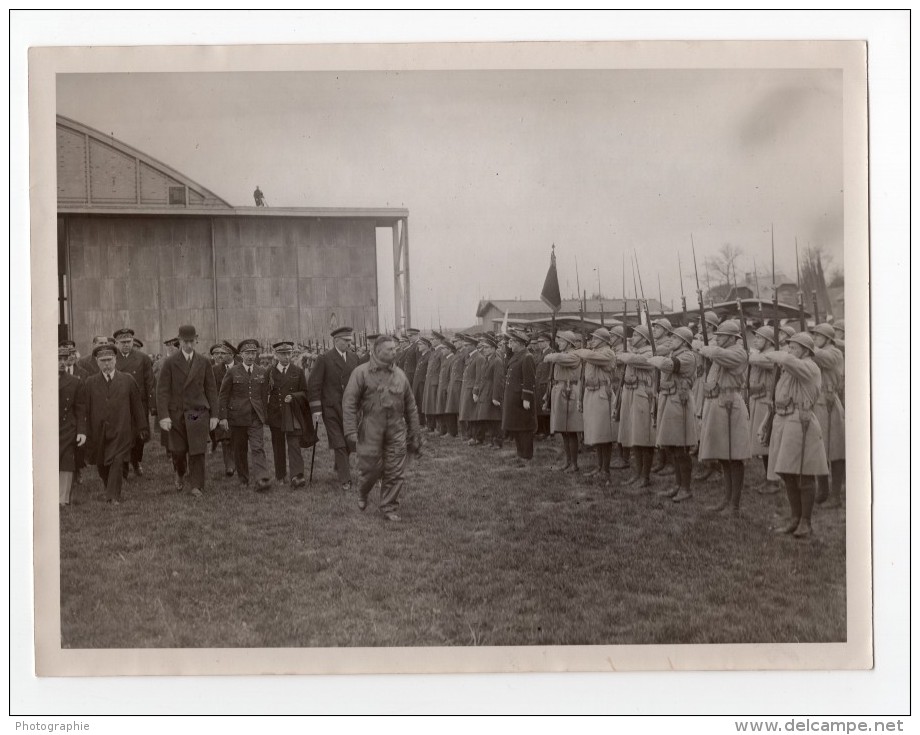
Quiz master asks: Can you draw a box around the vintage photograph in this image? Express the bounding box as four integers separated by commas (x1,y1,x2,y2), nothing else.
31,40,871,674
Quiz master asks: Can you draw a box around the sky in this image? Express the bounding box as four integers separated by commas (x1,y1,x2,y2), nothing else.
57,69,843,328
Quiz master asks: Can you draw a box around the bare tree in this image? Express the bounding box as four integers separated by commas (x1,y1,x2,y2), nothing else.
703,243,745,301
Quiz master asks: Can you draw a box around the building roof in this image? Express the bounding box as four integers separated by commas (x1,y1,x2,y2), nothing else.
476,298,664,318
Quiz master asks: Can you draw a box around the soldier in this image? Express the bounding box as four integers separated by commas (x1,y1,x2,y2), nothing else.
759,332,829,538
543,330,584,472
616,325,657,488
779,323,796,345
607,324,631,470
648,326,698,502
307,326,360,490
153,337,179,382
155,325,219,498
422,331,447,432
696,319,752,516
573,327,618,485
58,345,87,507
218,339,272,492
446,334,472,439
532,332,553,439
501,329,537,467
114,327,155,478
435,337,456,437
747,325,781,493
459,334,484,444
76,335,110,376
649,317,674,475
357,334,379,366
83,343,148,505
267,341,314,488
412,337,432,427
691,310,721,481
401,327,422,386
473,334,505,449
209,342,237,477
810,323,846,508
343,335,422,521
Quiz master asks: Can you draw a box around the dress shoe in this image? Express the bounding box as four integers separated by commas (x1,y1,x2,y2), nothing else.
189,488,202,498
672,488,693,503
357,498,367,511
774,517,800,534
174,476,185,493
793,519,813,538
290,475,306,489
133,463,144,476
255,479,272,492
225,468,235,477
342,481,353,492
384,512,401,522
658,485,680,499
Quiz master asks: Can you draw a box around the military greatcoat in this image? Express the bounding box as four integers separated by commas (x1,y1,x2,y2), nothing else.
543,350,584,433
473,352,505,422
85,371,147,467
458,348,483,423
501,349,537,432
306,347,359,450
616,345,656,448
650,346,698,448
747,349,777,457
811,344,846,461
446,345,471,415
59,371,87,472
573,346,617,445
697,342,752,461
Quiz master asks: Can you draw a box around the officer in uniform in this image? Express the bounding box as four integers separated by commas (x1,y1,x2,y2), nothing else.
84,343,148,504
532,332,553,439
501,329,537,466
114,328,155,478
445,334,471,439
76,336,110,376
412,337,432,427
759,332,829,538
307,326,360,490
59,345,87,506
218,339,272,491
400,328,422,386
155,325,219,497
696,319,752,516
60,340,89,380
473,334,505,448
267,341,312,488
648,326,699,502
422,331,447,432
543,330,584,472
343,334,422,521
209,341,237,477
809,323,846,508
573,327,618,484
435,336,456,437
459,334,483,443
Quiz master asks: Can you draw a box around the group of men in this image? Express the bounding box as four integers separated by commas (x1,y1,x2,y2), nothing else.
58,311,846,534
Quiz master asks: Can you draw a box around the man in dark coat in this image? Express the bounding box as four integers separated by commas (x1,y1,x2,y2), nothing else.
422,331,447,432
532,332,553,439
411,337,431,426
209,341,237,477
155,325,219,497
114,327,155,478
266,341,313,488
59,345,87,506
307,326,360,490
76,335,110,376
219,339,272,491
60,340,90,381
473,334,505,448
502,329,537,465
83,344,148,504
400,328,421,386
357,334,379,366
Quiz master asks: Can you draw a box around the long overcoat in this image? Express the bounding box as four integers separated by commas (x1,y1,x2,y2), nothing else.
266,362,309,432
458,349,483,422
59,371,87,472
474,353,504,422
573,346,617,445
747,350,777,457
446,345,471,414
501,348,537,432
412,350,430,414
697,342,752,461
85,370,146,467
651,347,698,448
402,341,421,387
763,351,829,480
534,347,552,417
306,348,359,450
436,350,454,415
422,345,447,415
616,345,656,447
115,349,155,415
543,350,583,433
811,345,846,461
155,350,219,456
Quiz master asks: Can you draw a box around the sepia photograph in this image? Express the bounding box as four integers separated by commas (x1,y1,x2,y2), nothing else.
26,34,877,686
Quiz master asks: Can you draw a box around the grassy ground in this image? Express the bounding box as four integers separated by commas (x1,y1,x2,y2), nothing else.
60,426,846,648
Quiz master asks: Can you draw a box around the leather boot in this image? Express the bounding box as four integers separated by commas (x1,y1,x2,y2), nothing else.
708,461,731,512
651,448,667,474
815,475,830,504
728,460,745,514
826,459,845,508
795,478,816,538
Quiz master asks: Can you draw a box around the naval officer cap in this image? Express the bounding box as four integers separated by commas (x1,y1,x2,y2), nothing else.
58,345,72,358
59,339,77,351
405,327,420,335
508,329,530,345
92,343,118,358
133,338,144,349
431,330,446,341
330,326,354,338
113,327,135,339
272,341,295,352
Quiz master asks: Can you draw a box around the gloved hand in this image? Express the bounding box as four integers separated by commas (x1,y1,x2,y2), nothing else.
209,417,219,431
492,399,500,407
346,434,358,454
219,419,229,431
159,418,172,431
138,428,150,442
523,400,531,410
76,433,86,447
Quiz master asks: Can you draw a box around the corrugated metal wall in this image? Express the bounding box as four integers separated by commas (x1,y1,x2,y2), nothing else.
64,214,378,355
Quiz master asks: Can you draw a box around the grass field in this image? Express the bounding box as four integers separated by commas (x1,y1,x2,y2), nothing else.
60,426,846,648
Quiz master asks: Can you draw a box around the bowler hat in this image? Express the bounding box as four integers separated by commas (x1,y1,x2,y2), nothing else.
178,325,198,340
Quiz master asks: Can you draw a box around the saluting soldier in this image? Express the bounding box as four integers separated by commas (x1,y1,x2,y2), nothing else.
573,327,618,485
411,337,432,427
691,310,722,481
616,324,658,489
648,326,699,502
607,324,631,470
759,332,829,538
155,325,220,497
473,334,505,449
809,323,846,508
649,318,674,475
208,341,237,477
435,337,456,437
542,331,584,472
114,328,155,478
459,334,484,444
501,329,537,466
58,345,87,507
422,331,447,432
267,341,315,488
747,326,781,493
84,343,148,505
696,319,752,516
446,334,472,439
219,339,272,492
306,326,360,490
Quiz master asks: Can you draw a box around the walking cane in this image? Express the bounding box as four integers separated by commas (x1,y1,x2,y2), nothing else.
308,419,319,484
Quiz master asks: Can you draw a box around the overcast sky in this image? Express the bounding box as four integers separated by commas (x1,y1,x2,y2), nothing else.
58,69,842,328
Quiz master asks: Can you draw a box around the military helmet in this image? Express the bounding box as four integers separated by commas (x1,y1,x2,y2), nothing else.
669,326,694,348
652,317,672,331
714,319,742,337
608,324,627,341
704,311,720,328
754,325,776,345
780,323,797,339
632,324,651,343
556,330,579,347
788,332,816,354
590,327,612,345
810,323,836,342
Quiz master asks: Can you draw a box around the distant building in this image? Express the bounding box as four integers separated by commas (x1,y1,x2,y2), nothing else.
475,298,664,331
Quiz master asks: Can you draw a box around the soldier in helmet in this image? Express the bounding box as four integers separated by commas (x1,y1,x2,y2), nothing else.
809,323,846,508
573,327,620,484
696,319,752,516
691,310,722,481
543,331,584,472
616,324,658,489
649,317,674,476
747,325,781,493
758,332,829,538
648,326,699,502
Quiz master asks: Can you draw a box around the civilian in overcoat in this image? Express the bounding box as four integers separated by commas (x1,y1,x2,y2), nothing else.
266,341,314,487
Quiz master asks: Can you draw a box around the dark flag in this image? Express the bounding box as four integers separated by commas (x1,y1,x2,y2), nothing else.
540,245,562,312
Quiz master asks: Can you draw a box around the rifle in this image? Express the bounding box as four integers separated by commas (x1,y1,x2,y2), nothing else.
812,290,820,327
762,225,782,446
753,256,765,324
657,274,665,317
634,252,659,431
732,258,751,402
597,268,605,326
795,238,806,331
691,235,709,347
678,252,688,323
